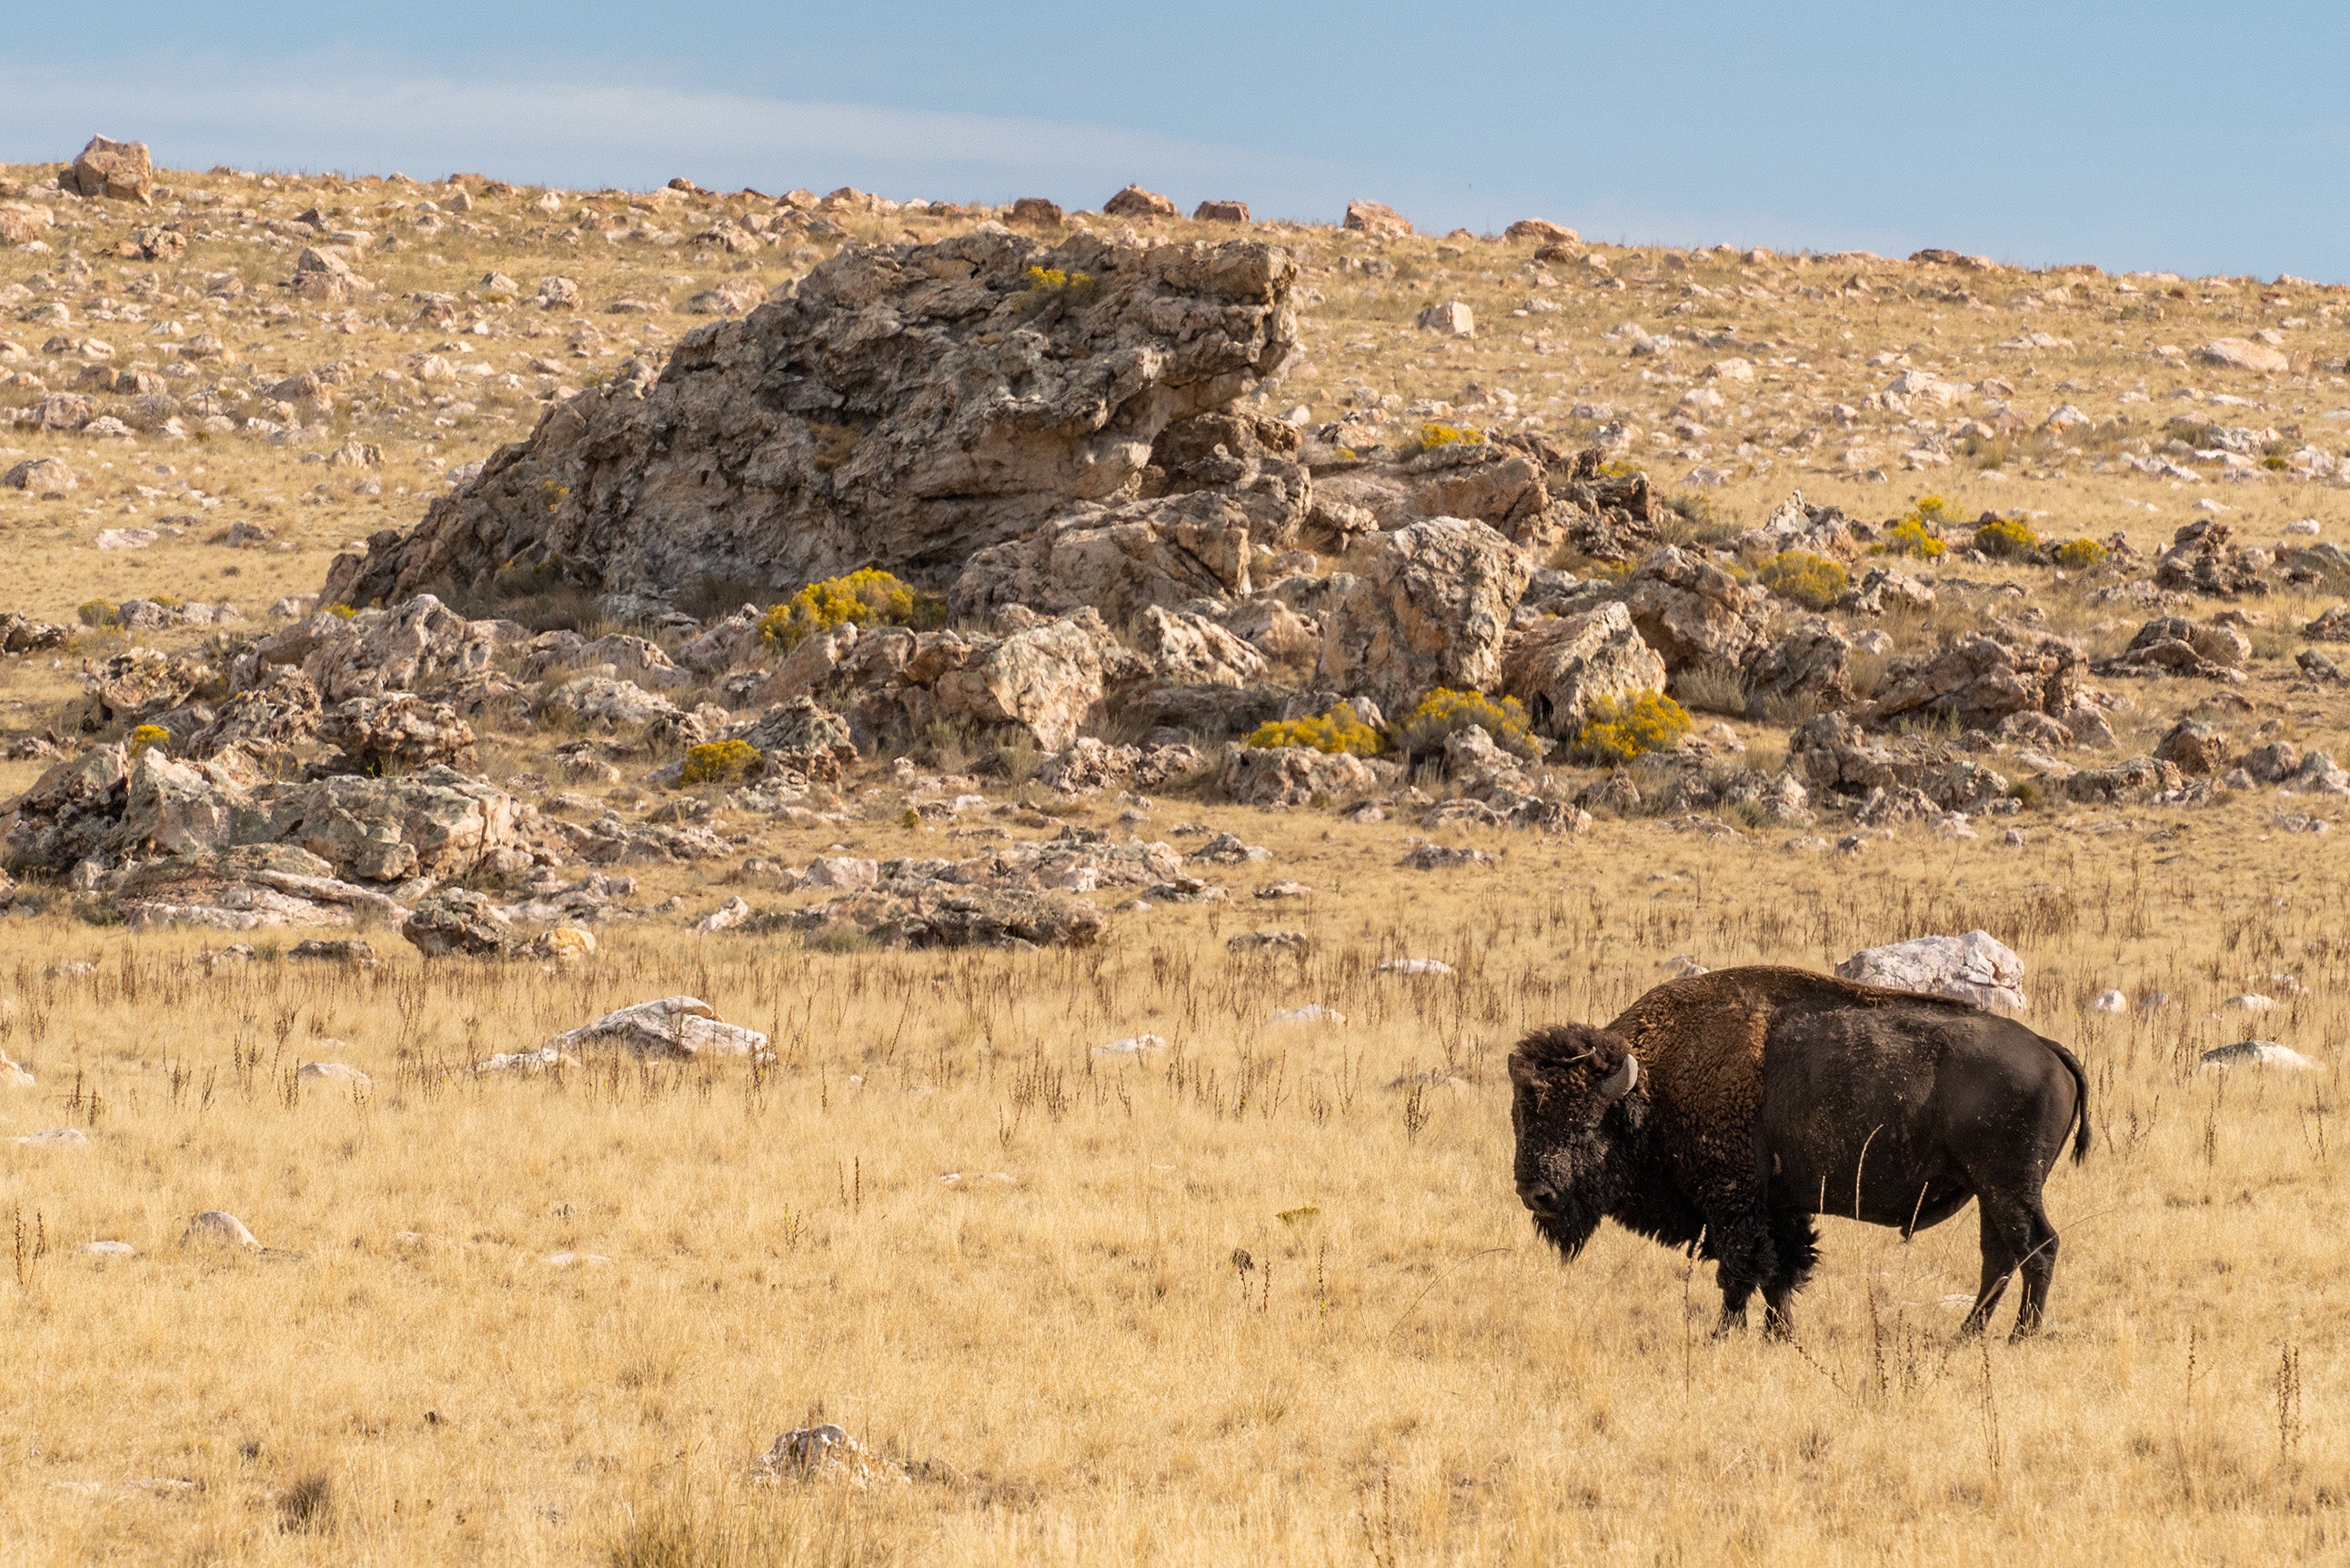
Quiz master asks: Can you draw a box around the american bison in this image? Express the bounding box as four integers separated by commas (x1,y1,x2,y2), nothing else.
1509,965,2089,1339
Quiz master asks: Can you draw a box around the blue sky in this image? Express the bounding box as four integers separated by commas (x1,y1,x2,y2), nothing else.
4,2,2345,280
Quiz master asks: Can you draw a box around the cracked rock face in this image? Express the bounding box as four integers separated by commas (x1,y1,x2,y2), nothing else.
1500,601,1666,739
1314,518,1530,712
323,233,1298,609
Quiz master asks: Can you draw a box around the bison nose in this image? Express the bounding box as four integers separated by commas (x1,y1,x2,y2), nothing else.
1516,1180,1558,1215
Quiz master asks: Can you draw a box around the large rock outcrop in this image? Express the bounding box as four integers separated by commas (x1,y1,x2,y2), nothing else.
322,234,1298,609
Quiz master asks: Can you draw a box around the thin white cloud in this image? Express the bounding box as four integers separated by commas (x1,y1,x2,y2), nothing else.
0,58,1357,216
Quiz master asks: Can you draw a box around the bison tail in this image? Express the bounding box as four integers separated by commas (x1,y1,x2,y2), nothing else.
2048,1040,2093,1165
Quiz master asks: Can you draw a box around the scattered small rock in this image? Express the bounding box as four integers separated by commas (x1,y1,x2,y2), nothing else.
691,896,752,933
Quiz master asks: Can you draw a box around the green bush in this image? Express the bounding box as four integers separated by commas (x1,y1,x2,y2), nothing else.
678,739,760,786
1245,702,1382,757
1973,516,2040,560
1575,690,1691,763
2052,538,2107,570
1391,688,1542,760
1756,550,1849,610
76,599,119,628
1874,518,1946,560
758,568,940,652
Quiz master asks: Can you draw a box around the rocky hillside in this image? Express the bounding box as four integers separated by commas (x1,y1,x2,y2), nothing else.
1,137,2348,952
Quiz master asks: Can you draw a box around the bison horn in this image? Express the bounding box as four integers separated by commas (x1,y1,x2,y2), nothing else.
1598,1052,1639,1101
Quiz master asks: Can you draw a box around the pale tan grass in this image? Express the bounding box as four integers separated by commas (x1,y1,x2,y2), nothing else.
0,813,2345,1563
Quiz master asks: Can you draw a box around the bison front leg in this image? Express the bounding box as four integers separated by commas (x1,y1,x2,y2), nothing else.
1709,1204,1778,1337
1759,1211,1821,1341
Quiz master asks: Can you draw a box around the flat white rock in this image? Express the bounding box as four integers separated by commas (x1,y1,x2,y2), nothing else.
547,996,768,1060
13,1128,87,1147
1091,1034,1164,1055
471,1047,580,1074
2200,1040,2317,1073
298,1061,372,1090
80,1240,134,1258
1380,958,1455,977
182,1211,258,1249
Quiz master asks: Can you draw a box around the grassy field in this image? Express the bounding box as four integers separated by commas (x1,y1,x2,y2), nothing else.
3,809,2345,1564
5,155,2350,1563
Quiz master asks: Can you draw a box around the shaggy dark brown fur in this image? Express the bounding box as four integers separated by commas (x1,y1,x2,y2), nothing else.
1511,965,2089,1339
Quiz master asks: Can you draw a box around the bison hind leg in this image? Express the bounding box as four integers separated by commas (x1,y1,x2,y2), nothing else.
1961,1200,2024,1337
2010,1201,2061,1339
1760,1211,1821,1340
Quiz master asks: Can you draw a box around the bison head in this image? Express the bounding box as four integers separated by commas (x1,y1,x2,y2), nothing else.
1509,1024,1645,1259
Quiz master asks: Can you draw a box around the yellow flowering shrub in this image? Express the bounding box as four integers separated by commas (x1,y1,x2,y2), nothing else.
1756,550,1849,610
758,568,940,651
678,739,761,786
1021,266,1096,298
1392,688,1542,760
1409,422,1485,452
1973,516,2040,560
1875,518,1946,559
1244,703,1382,757
1575,690,1691,763
2052,538,2107,570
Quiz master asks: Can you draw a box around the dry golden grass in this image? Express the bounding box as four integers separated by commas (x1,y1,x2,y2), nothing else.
3,809,2348,1564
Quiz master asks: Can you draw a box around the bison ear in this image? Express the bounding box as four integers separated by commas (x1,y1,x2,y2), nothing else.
1508,1054,1544,1091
